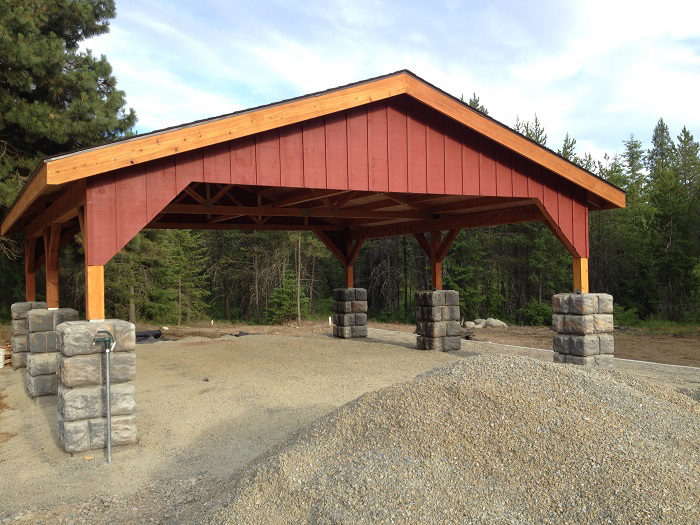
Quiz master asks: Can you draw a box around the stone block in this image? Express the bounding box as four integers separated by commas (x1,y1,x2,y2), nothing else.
598,334,614,354
11,335,27,353
551,294,570,314
354,288,367,301
419,291,445,307
569,294,599,315
444,290,459,306
11,319,26,336
104,352,136,384
441,306,460,322
55,308,79,325
88,414,137,448
551,314,566,333
351,325,367,338
58,354,102,387
354,313,367,326
423,307,442,321
27,309,55,332
26,352,59,376
28,331,49,353
566,355,596,366
58,383,101,420
415,307,424,321
58,416,90,453
112,320,136,352
11,351,27,369
334,326,353,339
25,372,58,397
594,354,614,368
445,321,461,336
351,301,368,313
563,315,595,335
443,336,461,352
569,335,600,357
553,352,567,363
333,313,355,327
332,301,352,314
332,288,355,301
594,314,614,333
423,321,446,338
417,336,443,351
11,301,46,320
58,320,136,356
596,294,614,314
553,334,571,354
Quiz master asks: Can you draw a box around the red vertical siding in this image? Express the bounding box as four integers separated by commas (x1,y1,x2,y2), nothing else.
86,173,117,266
426,115,445,194
347,107,369,190
407,105,427,193
280,124,304,187
558,191,574,247
302,120,326,188
479,137,497,196
325,113,348,190
231,136,256,185
202,143,230,184
462,131,480,195
146,158,176,222
255,130,281,186
511,155,529,197
114,166,147,255
175,149,203,193
572,199,588,257
387,102,408,193
367,104,389,192
495,147,513,197
444,121,462,194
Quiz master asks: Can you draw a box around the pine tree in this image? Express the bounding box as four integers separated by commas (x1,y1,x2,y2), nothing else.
467,93,488,114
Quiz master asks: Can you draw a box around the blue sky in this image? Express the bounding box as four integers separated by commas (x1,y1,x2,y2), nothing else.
83,0,700,162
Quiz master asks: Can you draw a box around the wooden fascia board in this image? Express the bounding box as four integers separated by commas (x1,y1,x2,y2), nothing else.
1,163,48,236
44,75,409,186
402,75,626,209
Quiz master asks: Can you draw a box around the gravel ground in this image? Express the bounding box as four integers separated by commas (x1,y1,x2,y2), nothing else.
0,330,698,524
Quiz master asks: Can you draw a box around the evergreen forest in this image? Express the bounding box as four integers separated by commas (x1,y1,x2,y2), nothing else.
1,2,698,327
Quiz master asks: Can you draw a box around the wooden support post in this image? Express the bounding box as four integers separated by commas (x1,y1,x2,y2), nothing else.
573,257,589,293
86,265,105,320
430,231,442,290
24,237,36,301
344,264,354,288
43,224,61,308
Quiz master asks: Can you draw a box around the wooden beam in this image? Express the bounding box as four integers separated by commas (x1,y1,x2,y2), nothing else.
86,265,105,320
430,197,533,215
436,228,460,261
43,224,61,308
149,222,340,231
344,265,354,288
413,232,431,256
25,237,36,301
313,230,347,265
162,203,430,220
183,186,208,206
573,257,589,293
1,164,47,236
25,181,85,239
210,184,234,204
346,238,364,266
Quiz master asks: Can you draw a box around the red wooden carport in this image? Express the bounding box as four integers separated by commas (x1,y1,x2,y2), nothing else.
1,71,625,320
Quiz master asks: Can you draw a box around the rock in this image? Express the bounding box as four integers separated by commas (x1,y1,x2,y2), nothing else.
474,318,486,325
11,350,27,369
464,321,475,329
486,318,507,328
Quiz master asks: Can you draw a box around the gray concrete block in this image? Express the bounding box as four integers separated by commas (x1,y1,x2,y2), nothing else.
333,313,355,326
11,335,27,353
58,384,101,421
332,288,355,301
553,334,571,354
563,314,595,335
598,333,614,354
444,290,459,306
419,291,446,307
88,414,137,448
417,336,443,351
55,308,79,325
423,321,446,338
25,372,58,397
26,352,59,376
351,301,368,313
423,307,442,321
354,288,367,301
442,336,461,352
551,294,570,314
445,321,461,336
594,354,614,368
28,331,49,353
569,294,599,315
354,313,367,326
11,301,47,320
351,325,367,338
594,314,614,333
58,354,102,387
596,294,614,314
11,351,27,369
58,416,90,453
551,314,565,333
553,352,567,364
441,306,460,321
566,355,596,366
58,320,136,356
27,309,55,332
105,352,136,384
415,307,424,321
569,335,600,357
112,320,136,352
332,301,353,314
334,326,353,339
11,319,26,336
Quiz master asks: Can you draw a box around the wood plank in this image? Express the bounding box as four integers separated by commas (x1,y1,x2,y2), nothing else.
444,122,462,195
231,136,257,185
346,107,368,190
280,124,304,187
176,149,203,193
25,237,36,301
437,228,460,261
0,163,47,236
367,103,389,191
426,114,445,194
572,199,588,258
387,100,408,193
25,180,85,239
479,136,497,196
407,103,427,193
86,265,105,320
203,142,231,184
512,154,529,197
43,224,61,308
255,129,281,187
146,158,177,222
573,257,589,293
462,130,480,195
85,173,117,267
325,113,348,190
496,146,513,197
302,119,326,188
558,190,574,243
115,166,148,256
150,222,339,231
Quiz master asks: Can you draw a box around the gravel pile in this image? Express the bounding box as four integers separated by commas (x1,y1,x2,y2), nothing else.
210,355,700,524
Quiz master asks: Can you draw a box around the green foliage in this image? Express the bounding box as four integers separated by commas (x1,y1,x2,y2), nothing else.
265,271,309,324
518,299,553,326
613,304,640,327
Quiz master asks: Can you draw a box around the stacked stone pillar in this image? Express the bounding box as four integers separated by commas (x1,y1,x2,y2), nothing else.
10,301,46,369
551,293,614,367
332,288,368,338
56,320,137,453
25,308,79,397
416,290,461,351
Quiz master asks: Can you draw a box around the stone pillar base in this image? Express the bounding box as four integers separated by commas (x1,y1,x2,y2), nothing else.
10,301,46,369
551,293,614,367
332,288,368,338
416,290,461,351
56,320,137,453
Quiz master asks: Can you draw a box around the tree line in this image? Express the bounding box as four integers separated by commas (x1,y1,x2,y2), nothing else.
1,2,698,325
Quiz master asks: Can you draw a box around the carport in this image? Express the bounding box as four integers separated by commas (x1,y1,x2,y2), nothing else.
0,70,625,320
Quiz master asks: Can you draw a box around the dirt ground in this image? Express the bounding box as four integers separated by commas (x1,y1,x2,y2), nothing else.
0,326,698,522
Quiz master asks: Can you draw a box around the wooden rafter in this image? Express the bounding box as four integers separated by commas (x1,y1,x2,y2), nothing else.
25,181,85,239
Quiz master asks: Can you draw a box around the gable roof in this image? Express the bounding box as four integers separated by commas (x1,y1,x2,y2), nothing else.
1,70,625,236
